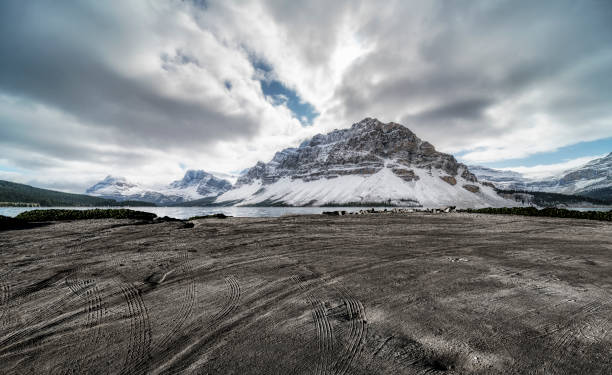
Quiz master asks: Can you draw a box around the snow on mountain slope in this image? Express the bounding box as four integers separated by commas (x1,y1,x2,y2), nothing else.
467,166,530,190
216,118,518,208
161,170,232,201
85,176,148,199
471,153,612,199
85,175,184,204
218,165,511,207
86,170,232,204
555,153,612,195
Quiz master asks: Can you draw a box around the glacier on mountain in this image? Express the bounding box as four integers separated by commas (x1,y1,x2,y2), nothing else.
470,152,612,199
216,118,518,208
86,170,232,204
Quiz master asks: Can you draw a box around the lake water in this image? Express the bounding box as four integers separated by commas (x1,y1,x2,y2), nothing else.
0,206,388,219
1,205,609,219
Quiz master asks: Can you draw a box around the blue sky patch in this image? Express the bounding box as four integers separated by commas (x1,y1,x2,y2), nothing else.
463,137,612,168
0,164,22,173
252,60,318,125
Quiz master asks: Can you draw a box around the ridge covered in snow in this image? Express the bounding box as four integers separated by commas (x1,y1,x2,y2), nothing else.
86,170,232,204
470,152,612,199
467,166,531,191
161,170,233,201
217,118,517,208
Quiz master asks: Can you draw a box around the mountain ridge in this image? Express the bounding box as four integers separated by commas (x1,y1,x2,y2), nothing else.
86,170,232,204
217,118,515,208
470,152,612,199
0,180,155,207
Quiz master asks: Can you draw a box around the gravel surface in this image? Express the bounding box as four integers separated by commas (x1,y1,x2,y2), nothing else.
1,213,611,374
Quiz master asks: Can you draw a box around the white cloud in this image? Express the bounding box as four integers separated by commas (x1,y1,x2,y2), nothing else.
0,0,611,192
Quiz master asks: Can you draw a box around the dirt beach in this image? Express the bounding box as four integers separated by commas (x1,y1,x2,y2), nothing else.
1,213,611,374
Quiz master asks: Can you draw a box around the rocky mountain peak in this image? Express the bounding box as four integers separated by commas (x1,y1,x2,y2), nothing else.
168,169,232,196
169,169,209,188
182,170,208,183
236,118,476,187
471,152,612,199
86,169,233,204
217,118,513,207
86,175,136,194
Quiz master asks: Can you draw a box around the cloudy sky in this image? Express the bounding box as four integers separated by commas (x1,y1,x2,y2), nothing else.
1,0,611,192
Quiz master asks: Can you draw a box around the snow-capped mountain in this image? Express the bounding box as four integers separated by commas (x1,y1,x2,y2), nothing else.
553,153,612,196
85,175,182,204
86,170,232,204
470,152,612,200
466,166,529,190
162,170,232,201
86,175,137,197
216,118,517,208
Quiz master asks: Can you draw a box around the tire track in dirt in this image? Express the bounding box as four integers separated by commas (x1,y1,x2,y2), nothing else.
0,273,11,326
211,275,241,323
65,271,106,333
106,250,190,375
529,299,606,371
293,275,334,375
332,297,367,375
119,283,152,375
205,243,457,285
156,249,458,374
151,254,197,352
289,261,370,375
323,278,368,375
150,275,242,375
529,300,602,341
575,312,611,346
129,253,199,375
50,271,107,374
0,270,80,356
0,306,83,359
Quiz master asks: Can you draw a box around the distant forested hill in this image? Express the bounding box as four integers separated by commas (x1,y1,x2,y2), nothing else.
578,187,612,201
0,180,155,207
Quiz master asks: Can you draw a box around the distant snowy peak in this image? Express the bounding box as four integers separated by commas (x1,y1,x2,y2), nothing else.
85,175,140,196
165,169,232,199
551,152,612,195
169,170,209,188
470,152,612,199
467,166,529,190
85,175,177,204
86,175,135,193
219,118,516,208
86,170,232,204
467,166,524,181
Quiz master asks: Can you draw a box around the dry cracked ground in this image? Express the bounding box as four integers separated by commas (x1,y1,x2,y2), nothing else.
1,213,611,374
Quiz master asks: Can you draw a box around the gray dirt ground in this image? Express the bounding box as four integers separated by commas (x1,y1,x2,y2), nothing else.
1,212,611,374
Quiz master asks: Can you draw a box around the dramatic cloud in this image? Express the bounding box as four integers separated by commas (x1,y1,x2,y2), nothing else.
0,0,610,191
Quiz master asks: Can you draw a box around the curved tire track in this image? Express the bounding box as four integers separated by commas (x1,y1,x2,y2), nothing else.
332,296,368,375
152,253,197,349
150,275,241,374
211,275,241,323
0,271,78,356
131,253,199,375
119,283,152,375
0,278,11,326
293,275,334,375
